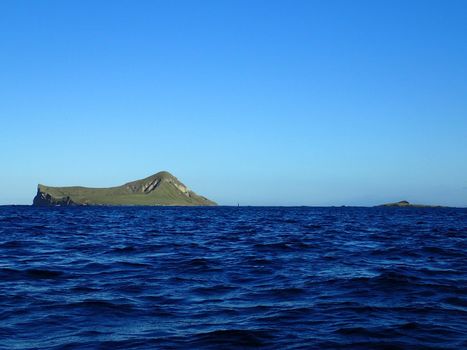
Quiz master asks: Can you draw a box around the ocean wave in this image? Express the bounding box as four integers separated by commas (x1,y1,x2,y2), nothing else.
0,206,466,349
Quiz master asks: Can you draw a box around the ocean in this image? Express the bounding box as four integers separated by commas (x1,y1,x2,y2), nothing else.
0,206,466,349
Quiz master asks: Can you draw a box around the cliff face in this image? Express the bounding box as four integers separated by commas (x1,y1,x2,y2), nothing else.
33,190,76,206
33,171,217,206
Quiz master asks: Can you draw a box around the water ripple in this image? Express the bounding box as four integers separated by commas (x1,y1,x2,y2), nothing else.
0,206,466,349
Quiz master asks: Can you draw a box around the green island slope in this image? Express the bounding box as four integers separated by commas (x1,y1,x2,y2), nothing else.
33,171,217,206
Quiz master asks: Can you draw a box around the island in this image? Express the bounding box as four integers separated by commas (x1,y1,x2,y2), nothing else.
33,171,217,206
377,200,443,208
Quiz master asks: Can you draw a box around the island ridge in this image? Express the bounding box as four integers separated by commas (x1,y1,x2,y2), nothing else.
33,171,217,206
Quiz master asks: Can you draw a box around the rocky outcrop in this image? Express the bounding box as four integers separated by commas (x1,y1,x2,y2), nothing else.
33,188,77,206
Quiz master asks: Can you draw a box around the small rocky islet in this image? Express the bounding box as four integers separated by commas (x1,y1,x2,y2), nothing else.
377,200,443,208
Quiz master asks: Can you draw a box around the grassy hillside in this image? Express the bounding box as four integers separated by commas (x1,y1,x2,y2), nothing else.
34,171,216,206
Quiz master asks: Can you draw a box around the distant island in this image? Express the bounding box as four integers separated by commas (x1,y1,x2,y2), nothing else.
377,200,443,208
33,171,217,206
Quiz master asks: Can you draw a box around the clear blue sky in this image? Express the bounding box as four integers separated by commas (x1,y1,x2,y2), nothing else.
1,0,466,206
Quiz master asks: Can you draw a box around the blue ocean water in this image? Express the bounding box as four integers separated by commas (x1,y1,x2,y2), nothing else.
0,206,466,350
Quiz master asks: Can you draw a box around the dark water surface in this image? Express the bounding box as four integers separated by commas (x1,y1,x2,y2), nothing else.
1,206,466,349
